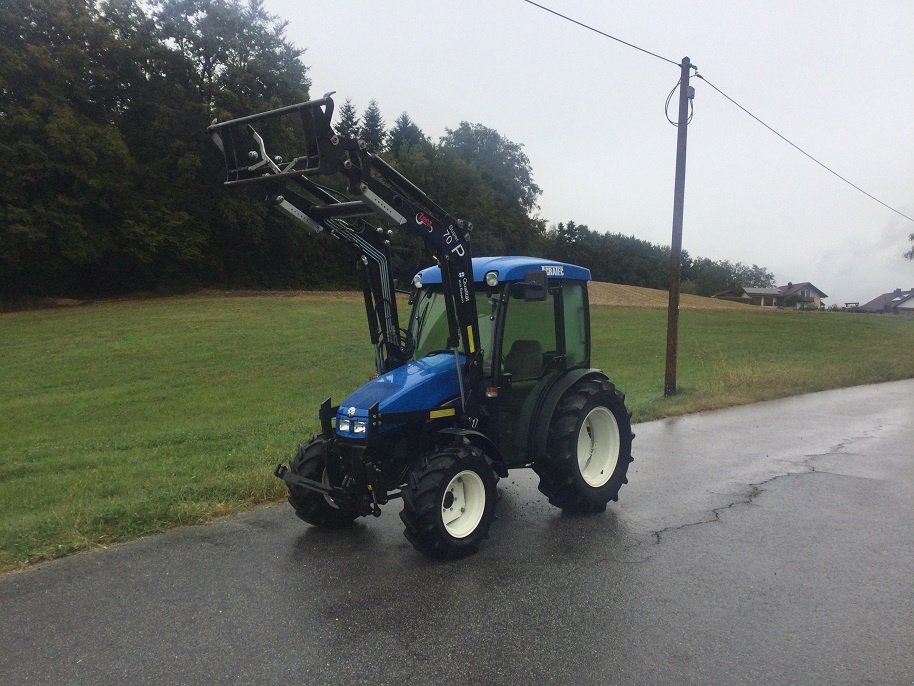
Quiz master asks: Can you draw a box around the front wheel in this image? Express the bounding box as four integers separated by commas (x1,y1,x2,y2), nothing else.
534,378,634,513
400,443,498,559
286,436,359,528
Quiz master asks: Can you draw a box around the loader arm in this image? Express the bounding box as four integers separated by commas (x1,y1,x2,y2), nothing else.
207,94,483,423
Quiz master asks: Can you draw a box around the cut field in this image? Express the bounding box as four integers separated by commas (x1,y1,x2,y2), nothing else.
2,286,912,571
588,281,749,309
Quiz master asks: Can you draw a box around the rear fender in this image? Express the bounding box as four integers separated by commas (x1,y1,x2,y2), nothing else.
529,369,610,462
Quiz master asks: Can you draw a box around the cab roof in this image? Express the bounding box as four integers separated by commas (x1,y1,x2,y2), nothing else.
415,256,590,285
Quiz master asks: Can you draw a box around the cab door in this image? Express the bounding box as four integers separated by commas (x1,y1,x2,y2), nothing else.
495,280,561,465
494,279,590,466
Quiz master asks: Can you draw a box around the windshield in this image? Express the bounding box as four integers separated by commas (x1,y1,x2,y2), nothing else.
410,287,499,376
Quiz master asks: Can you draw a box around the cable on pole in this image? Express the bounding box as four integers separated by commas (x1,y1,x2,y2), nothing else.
665,78,694,127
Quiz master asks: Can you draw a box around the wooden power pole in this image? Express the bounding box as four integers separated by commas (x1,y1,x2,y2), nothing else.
664,56,694,396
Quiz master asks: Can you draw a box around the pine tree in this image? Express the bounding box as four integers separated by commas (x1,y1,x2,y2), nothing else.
359,99,386,152
335,98,359,139
387,112,426,157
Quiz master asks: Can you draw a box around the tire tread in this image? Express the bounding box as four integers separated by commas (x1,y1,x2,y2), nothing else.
534,378,634,513
399,444,497,560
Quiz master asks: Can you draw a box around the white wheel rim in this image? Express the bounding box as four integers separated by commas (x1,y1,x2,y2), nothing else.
441,470,486,539
577,406,620,488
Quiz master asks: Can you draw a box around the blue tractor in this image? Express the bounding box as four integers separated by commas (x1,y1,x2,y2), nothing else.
208,94,634,559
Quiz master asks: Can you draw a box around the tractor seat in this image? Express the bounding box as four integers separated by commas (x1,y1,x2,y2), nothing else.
504,339,543,380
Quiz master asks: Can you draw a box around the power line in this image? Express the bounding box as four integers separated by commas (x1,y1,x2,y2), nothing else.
694,73,914,223
521,0,914,224
518,0,680,68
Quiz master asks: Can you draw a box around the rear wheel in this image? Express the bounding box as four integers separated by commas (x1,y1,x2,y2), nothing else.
287,436,359,528
400,443,498,559
534,378,634,512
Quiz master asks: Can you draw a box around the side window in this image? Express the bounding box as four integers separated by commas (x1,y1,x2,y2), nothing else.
411,290,450,358
562,282,587,369
501,288,557,380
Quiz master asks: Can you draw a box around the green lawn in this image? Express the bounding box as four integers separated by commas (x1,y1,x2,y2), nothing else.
592,306,914,418
2,294,913,571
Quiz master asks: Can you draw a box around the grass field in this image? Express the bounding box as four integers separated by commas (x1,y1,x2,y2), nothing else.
2,291,913,571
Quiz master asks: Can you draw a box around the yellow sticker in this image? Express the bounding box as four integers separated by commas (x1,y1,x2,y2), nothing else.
429,408,456,419
466,326,475,353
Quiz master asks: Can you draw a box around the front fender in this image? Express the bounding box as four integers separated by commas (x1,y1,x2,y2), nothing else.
438,427,508,477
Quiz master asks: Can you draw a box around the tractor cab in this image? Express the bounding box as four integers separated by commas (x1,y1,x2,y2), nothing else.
411,256,592,465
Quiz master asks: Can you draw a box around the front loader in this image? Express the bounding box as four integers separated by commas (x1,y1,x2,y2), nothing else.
208,93,634,559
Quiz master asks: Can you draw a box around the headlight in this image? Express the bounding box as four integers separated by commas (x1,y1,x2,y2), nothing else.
338,418,351,432
413,273,422,288
485,270,499,287
353,420,367,434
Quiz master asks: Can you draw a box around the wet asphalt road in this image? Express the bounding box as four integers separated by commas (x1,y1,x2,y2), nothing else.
2,380,912,685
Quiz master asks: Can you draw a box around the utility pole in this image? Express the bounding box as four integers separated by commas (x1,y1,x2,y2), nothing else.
664,56,694,396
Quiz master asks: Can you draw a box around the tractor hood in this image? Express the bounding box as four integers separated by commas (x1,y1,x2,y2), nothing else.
335,352,463,438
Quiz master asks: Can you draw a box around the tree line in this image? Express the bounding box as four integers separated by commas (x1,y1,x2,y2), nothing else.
0,0,775,299
544,220,774,293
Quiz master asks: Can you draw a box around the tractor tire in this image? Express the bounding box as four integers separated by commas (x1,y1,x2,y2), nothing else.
399,444,498,560
287,435,359,528
534,377,634,513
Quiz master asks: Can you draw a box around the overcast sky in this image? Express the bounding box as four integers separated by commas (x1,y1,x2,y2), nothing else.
262,0,914,306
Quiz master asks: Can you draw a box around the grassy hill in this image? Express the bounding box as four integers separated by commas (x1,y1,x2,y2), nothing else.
588,282,749,310
7,281,751,312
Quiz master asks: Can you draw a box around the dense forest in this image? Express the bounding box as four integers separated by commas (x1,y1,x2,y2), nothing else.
0,0,775,299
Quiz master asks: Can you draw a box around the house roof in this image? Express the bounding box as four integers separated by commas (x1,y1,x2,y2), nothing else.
860,288,914,312
778,282,828,299
744,287,781,296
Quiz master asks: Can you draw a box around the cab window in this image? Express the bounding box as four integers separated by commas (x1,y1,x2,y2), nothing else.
411,287,498,374
562,282,587,369
501,287,557,381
